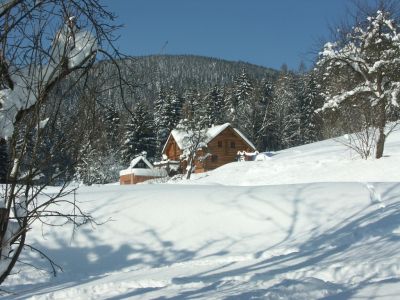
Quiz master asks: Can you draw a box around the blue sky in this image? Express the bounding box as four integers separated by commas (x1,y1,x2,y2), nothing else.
109,0,362,70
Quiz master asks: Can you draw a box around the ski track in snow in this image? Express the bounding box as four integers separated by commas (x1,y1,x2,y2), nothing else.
2,131,400,299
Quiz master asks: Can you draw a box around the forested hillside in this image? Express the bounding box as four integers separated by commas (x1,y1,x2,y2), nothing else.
0,55,329,185
5,48,397,185
128,55,277,101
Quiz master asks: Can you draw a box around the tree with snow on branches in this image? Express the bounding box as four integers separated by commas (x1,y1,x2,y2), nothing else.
317,9,400,158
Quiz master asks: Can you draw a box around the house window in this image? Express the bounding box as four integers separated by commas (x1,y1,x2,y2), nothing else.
230,141,236,149
218,141,222,148
211,155,218,162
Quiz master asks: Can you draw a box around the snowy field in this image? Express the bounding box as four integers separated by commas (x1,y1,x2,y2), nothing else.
3,130,400,299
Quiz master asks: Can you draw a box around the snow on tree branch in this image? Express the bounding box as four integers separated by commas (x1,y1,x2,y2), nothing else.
317,9,400,159
0,18,97,140
321,85,373,110
318,10,400,110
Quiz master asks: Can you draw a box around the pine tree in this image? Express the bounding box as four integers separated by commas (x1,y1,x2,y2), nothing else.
226,69,253,128
75,140,103,185
154,87,167,148
230,69,263,148
101,103,120,146
182,88,202,122
298,72,323,144
204,85,225,127
121,102,156,164
235,69,253,106
168,86,184,127
256,78,275,151
154,87,180,152
267,70,301,150
244,82,270,149
75,137,123,185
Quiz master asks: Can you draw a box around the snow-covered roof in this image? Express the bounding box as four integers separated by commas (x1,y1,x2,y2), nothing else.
129,156,153,169
163,123,256,153
232,128,256,150
119,168,167,177
204,123,231,144
119,156,164,177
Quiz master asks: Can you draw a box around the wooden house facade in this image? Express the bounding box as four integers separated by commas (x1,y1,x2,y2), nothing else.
161,123,256,174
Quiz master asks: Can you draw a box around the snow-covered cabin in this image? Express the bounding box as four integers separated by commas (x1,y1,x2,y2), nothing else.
119,156,167,185
161,123,256,174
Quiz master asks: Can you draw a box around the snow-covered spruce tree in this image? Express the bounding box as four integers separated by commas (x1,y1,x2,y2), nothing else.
154,87,180,154
317,9,400,159
36,117,75,184
75,139,102,185
100,102,121,147
246,82,273,150
75,136,122,185
168,86,184,128
0,1,123,283
226,69,254,128
121,102,156,164
182,88,202,122
203,85,225,127
266,69,301,150
75,137,123,185
154,87,167,153
256,77,275,150
298,71,323,144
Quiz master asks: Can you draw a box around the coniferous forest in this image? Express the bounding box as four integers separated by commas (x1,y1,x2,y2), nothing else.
1,31,399,185
0,54,327,185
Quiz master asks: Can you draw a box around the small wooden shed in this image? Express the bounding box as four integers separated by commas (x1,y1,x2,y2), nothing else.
119,156,167,185
161,123,256,174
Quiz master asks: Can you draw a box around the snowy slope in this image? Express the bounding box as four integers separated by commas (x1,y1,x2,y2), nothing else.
2,132,400,299
187,129,400,185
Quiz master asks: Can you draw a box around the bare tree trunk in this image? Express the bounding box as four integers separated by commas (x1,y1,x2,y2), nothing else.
0,218,27,284
0,207,8,259
375,127,386,159
375,101,386,159
186,154,195,179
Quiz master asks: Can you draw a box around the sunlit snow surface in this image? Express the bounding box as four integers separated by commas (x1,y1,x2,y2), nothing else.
3,131,400,299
